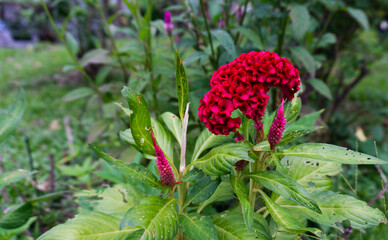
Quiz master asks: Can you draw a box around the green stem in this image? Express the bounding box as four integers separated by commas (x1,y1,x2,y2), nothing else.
312,11,334,52
199,0,216,68
40,0,107,101
95,2,130,82
276,15,289,56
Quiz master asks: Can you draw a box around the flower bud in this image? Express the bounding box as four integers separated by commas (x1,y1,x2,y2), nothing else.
164,11,174,36
150,130,176,187
268,99,286,151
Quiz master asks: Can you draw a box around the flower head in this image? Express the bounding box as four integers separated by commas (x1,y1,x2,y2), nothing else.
150,130,176,187
198,51,300,135
164,11,174,35
268,99,286,151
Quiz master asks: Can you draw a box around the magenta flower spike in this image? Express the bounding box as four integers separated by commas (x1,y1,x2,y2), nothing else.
164,11,174,36
150,131,176,187
268,99,286,151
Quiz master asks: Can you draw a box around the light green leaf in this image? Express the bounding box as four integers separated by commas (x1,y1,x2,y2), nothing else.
179,213,218,240
120,196,178,240
280,156,341,190
279,190,387,229
65,32,79,56
151,118,174,162
236,27,263,49
193,143,254,176
37,212,142,240
290,46,316,77
211,30,236,58
288,4,310,39
308,78,332,100
183,52,209,66
257,190,320,235
316,33,336,48
0,169,31,188
160,112,182,146
79,49,111,67
191,129,232,162
89,144,163,189
197,182,235,213
0,203,32,229
212,212,271,240
286,110,323,133
246,171,321,213
347,7,369,31
230,175,253,232
284,97,301,125
128,71,151,93
0,90,25,144
121,86,154,155
280,143,388,164
184,177,221,208
176,51,189,120
62,87,94,102
120,128,136,146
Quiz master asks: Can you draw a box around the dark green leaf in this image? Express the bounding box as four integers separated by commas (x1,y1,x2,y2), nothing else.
236,27,263,49
176,51,189,120
197,182,234,213
0,203,32,229
288,4,310,39
211,30,236,59
290,46,316,77
230,175,253,232
179,213,218,240
308,78,332,100
280,143,388,164
183,168,205,183
347,7,369,31
184,177,221,208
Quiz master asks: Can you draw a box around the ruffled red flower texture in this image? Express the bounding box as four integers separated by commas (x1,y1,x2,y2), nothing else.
198,51,300,135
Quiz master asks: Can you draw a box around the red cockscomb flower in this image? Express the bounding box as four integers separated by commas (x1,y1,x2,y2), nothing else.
150,131,176,187
198,51,300,135
268,99,286,151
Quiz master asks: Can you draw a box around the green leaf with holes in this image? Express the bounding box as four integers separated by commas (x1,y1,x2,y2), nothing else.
280,143,388,164
176,51,189,120
246,171,321,213
121,87,154,155
89,144,163,189
193,142,254,176
179,213,218,240
120,196,178,240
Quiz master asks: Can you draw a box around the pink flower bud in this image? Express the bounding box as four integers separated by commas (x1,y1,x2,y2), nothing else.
218,20,226,28
150,131,176,187
164,11,174,36
268,99,286,151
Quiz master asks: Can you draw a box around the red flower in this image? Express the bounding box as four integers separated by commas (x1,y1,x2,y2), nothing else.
198,51,300,135
268,99,286,151
150,131,176,187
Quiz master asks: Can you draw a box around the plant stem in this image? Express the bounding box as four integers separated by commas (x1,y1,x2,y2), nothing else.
40,0,107,102
199,0,216,68
312,11,334,52
276,15,288,56
95,1,130,82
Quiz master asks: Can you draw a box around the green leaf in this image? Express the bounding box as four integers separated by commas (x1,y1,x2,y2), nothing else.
183,168,205,183
257,190,320,235
284,97,301,125
176,51,189,120
279,190,387,229
290,46,316,77
212,212,271,240
179,213,218,240
184,177,221,208
280,143,388,164
120,196,178,240
236,27,263,49
0,217,36,239
37,212,142,240
0,203,32,229
160,112,182,146
307,78,332,100
121,86,154,155
197,182,235,213
288,4,310,39
62,87,94,102
128,70,151,93
280,156,341,190
211,30,236,59
347,7,369,31
230,176,253,232
286,110,323,133
79,49,111,67
0,90,25,144
191,129,232,162
316,33,336,48
65,32,79,55
89,144,163,189
120,129,136,146
193,143,254,176
246,171,321,213
151,118,174,162
183,51,209,66
0,169,31,188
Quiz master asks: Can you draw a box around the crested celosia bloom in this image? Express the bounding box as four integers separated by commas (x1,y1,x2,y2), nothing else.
150,131,176,187
268,99,286,151
198,51,300,135
164,11,173,36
